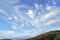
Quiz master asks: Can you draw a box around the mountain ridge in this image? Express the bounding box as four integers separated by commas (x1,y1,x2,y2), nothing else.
27,30,60,40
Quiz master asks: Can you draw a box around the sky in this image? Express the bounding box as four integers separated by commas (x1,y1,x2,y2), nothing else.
0,0,60,39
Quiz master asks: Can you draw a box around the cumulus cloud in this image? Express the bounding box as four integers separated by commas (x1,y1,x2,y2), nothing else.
27,10,35,19
46,6,52,10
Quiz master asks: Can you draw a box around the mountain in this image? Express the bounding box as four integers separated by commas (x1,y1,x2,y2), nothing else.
27,30,60,40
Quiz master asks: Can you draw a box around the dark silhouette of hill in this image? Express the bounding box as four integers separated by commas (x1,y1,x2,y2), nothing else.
27,30,60,40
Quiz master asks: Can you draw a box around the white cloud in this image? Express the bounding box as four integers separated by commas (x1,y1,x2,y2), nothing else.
31,18,40,28
0,31,17,39
0,0,20,6
12,15,18,21
0,30,28,39
52,0,56,5
4,31,15,35
51,28,60,31
46,6,52,10
40,9,60,21
0,30,44,39
8,17,12,20
27,10,35,19
13,5,31,17
34,3,39,9
8,0,20,4
13,6,20,13
31,9,60,28
20,29,44,39
19,23,25,30
0,9,7,16
45,20,57,26
13,16,17,19
11,23,18,29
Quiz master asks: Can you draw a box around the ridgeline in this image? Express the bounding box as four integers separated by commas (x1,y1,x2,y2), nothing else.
27,30,60,40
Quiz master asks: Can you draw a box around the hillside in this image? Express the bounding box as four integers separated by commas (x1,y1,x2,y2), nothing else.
27,30,60,40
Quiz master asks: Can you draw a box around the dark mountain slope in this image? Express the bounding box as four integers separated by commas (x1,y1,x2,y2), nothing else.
27,30,60,40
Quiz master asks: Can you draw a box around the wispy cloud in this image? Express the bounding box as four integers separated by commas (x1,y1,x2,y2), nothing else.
0,0,20,6
45,20,57,26
34,3,39,9
30,8,60,28
51,27,60,31
8,0,20,4
0,31,17,39
0,9,7,16
0,30,43,39
40,9,60,21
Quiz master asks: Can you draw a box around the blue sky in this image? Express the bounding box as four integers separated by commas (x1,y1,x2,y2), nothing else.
0,0,60,39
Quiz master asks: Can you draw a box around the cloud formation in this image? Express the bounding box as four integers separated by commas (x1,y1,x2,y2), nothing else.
0,0,60,39
8,4,60,38
0,9,7,16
